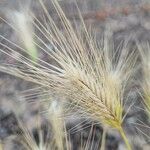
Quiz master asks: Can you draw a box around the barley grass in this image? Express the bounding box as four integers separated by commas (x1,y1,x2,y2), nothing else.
11,100,67,150
47,100,65,150
0,0,139,149
9,9,38,62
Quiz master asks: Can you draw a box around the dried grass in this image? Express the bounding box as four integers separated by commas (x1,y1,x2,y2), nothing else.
0,0,140,149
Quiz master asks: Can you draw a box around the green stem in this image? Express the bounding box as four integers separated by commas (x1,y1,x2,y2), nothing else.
0,140,3,150
119,127,132,150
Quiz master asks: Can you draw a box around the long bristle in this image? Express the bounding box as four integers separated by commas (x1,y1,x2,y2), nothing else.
0,0,138,149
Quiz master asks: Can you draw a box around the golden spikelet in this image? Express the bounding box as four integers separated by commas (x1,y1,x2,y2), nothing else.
0,0,138,149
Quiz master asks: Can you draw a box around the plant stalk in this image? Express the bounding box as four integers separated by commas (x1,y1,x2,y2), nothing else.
119,126,132,150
